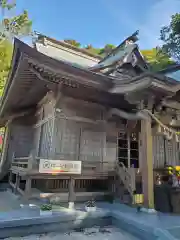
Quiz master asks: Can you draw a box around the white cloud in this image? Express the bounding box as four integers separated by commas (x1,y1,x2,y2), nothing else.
101,0,180,49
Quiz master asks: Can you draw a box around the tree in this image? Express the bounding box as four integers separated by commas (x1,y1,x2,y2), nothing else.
0,0,32,95
85,44,93,50
84,44,101,56
3,10,32,37
99,44,116,56
64,39,81,48
160,13,180,61
141,48,174,71
0,40,12,95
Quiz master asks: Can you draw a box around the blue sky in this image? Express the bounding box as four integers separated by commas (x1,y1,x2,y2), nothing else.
13,0,180,49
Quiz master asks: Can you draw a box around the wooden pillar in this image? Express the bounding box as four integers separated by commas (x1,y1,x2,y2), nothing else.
15,173,20,194
24,177,31,200
68,176,75,209
140,113,154,209
127,131,131,168
28,152,34,171
9,171,12,184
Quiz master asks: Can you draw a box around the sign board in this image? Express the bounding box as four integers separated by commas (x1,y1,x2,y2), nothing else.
39,159,82,174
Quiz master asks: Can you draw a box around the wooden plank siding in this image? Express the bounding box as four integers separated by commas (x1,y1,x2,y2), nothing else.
32,95,117,171
152,135,180,169
7,123,34,161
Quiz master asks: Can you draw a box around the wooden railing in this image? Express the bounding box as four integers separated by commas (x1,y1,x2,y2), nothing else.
11,157,29,170
11,154,33,171
116,162,136,197
11,156,116,176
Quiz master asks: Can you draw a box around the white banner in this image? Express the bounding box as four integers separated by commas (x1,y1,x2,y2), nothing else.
39,159,82,174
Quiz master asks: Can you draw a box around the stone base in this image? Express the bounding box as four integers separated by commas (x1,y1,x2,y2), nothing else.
40,210,52,216
140,207,157,214
85,206,96,212
68,202,74,209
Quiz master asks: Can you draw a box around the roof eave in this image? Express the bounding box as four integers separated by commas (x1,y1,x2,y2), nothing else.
35,33,102,60
109,72,180,95
0,40,22,116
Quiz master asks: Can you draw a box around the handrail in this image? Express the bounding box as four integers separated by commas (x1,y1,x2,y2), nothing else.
11,157,116,173
13,157,30,160
116,162,136,197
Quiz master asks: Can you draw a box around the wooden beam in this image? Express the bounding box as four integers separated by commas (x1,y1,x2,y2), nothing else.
4,108,35,124
54,83,64,107
29,67,57,91
162,100,180,110
37,90,56,108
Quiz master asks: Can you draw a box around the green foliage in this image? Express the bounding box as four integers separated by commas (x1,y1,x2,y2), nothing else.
141,48,174,72
160,13,180,61
64,40,116,57
84,43,116,57
98,44,116,56
3,10,32,37
0,39,12,95
65,37,173,71
0,1,32,96
84,44,101,56
40,204,52,211
64,39,81,48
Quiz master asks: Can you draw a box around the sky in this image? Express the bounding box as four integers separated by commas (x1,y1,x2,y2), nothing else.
9,0,180,49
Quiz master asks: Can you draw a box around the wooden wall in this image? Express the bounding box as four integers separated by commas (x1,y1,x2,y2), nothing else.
152,135,180,168
34,96,55,158
54,97,111,162
104,122,117,164
33,92,180,169
34,94,117,164
53,118,79,160
7,118,34,161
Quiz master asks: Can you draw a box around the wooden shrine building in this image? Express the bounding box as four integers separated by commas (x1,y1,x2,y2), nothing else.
1,33,180,209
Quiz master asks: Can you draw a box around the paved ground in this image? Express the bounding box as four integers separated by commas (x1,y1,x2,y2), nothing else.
0,191,21,212
4,226,140,240
0,190,179,239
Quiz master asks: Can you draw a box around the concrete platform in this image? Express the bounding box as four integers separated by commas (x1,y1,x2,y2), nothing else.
0,202,179,239
98,203,180,240
0,208,111,239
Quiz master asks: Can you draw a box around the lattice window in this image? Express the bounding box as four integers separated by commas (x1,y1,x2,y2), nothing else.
117,132,139,168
